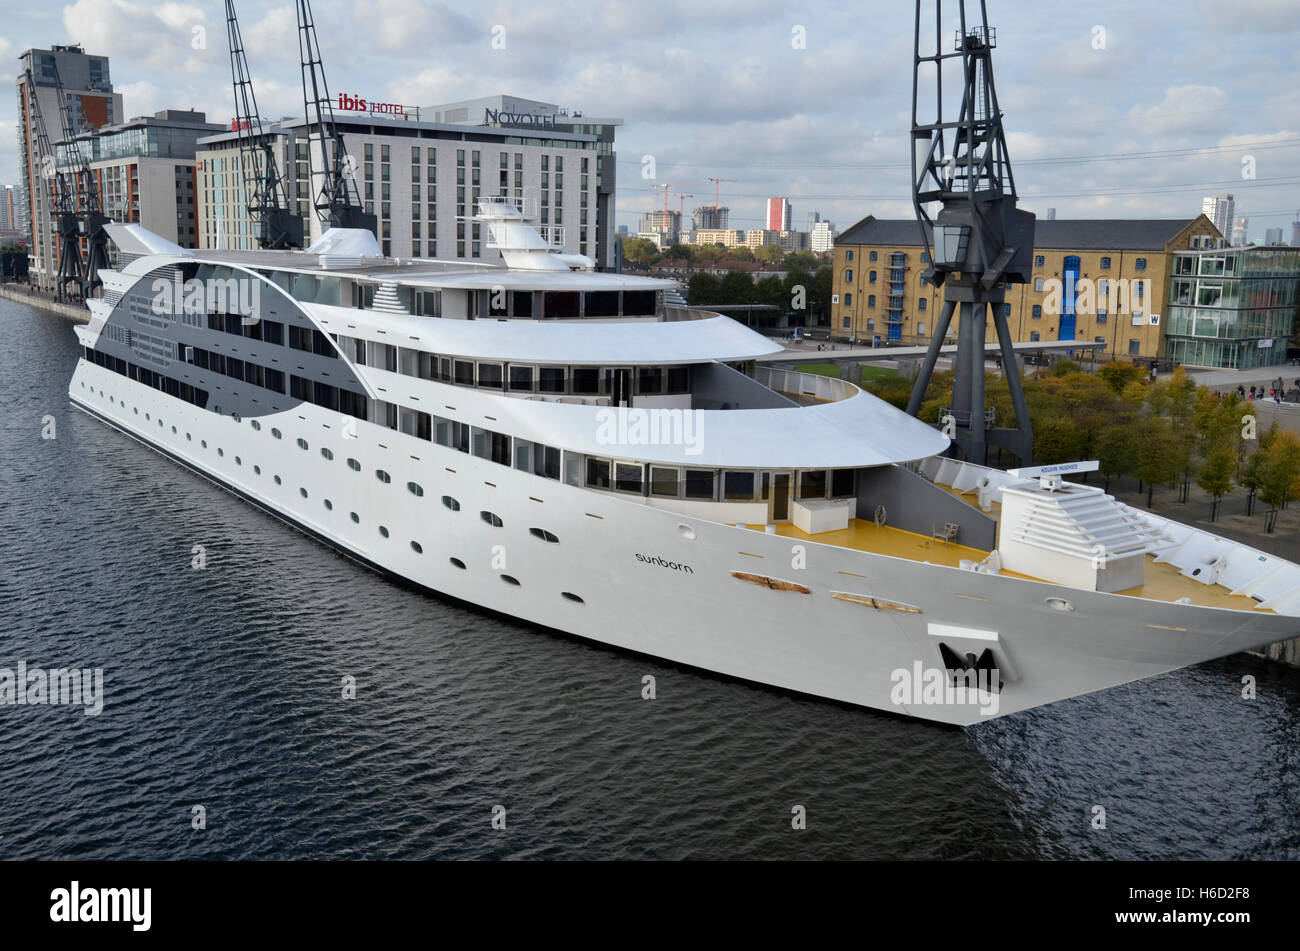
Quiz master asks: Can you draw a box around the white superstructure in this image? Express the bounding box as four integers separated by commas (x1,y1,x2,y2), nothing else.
68,202,1300,726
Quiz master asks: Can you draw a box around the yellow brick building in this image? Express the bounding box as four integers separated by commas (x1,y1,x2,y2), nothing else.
830,215,1222,362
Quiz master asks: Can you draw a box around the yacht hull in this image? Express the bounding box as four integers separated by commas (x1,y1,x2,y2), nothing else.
70,359,1300,726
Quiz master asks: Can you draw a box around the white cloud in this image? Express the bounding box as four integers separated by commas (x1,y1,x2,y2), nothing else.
61,0,214,74
1126,85,1230,136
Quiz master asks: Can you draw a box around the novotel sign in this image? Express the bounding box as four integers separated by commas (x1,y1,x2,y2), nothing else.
483,108,558,129
336,93,413,118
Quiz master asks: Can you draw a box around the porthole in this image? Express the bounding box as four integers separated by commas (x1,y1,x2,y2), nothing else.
171,426,177,434
529,528,559,543
379,525,390,538
217,448,224,457
133,407,138,415
350,512,360,523
375,469,391,483
410,541,423,553
407,481,424,497
480,511,503,527
254,465,261,475
274,475,282,485
347,458,361,471
299,487,308,498
500,574,520,586
158,419,163,427
321,447,334,461
323,499,333,510
186,433,192,441
561,592,585,604
145,413,151,421
449,557,466,570
235,456,241,465
297,438,309,450
201,440,207,448
271,428,282,439
441,495,460,511
251,420,262,431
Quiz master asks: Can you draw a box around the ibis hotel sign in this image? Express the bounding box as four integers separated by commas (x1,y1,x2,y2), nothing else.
336,93,416,118
483,108,558,129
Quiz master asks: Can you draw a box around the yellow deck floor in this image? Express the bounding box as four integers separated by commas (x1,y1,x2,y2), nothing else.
755,519,1042,582
751,512,1268,612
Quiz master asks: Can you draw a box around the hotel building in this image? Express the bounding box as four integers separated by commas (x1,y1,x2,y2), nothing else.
197,109,604,266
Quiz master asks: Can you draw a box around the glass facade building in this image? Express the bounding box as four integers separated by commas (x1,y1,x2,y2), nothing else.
1163,246,1300,369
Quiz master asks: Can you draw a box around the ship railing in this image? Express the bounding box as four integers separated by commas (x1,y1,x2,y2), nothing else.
753,365,858,403
475,195,538,220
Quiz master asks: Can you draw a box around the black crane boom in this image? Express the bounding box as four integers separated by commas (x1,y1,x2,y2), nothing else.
225,0,303,250
295,0,376,235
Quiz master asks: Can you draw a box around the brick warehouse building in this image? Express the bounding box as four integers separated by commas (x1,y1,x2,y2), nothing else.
831,215,1223,363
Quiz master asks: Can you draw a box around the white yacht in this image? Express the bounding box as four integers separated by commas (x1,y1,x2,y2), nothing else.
68,198,1300,725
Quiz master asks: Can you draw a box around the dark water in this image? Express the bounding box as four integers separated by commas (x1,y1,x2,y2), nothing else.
2,296,1299,860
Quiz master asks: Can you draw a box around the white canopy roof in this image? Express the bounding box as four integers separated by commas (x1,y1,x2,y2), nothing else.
359,365,951,468
306,301,783,365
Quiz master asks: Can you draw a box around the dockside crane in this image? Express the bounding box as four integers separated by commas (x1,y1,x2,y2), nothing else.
904,0,1036,465
52,64,111,297
225,0,304,249
295,0,376,235
23,68,84,302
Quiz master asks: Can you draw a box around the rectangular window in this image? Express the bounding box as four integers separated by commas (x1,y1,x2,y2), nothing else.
572,367,600,394
477,362,503,389
508,364,534,392
614,462,643,494
534,444,561,480
585,457,611,489
538,366,566,393
637,366,663,394
650,466,679,497
723,471,755,501
684,469,715,500
799,470,827,500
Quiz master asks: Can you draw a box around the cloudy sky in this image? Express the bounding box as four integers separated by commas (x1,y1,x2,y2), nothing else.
3,0,1299,241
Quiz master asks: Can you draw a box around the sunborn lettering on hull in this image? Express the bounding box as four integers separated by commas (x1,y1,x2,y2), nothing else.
636,553,694,573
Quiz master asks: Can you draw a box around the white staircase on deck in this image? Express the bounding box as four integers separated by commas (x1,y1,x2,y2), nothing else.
371,282,409,315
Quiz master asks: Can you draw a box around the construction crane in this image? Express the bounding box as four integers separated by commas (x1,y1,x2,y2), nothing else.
51,63,111,297
23,68,84,302
649,182,705,215
676,193,695,216
904,0,1036,466
225,0,303,249
295,0,376,235
706,177,736,212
